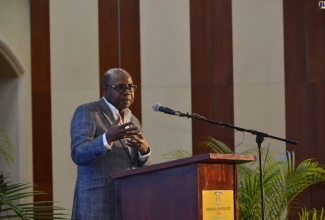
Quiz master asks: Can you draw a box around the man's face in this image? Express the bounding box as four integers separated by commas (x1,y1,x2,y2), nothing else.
103,71,135,111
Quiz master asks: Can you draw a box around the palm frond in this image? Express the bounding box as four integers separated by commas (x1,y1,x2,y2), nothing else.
285,158,325,207
0,172,68,219
200,136,234,154
161,149,192,161
0,130,14,166
298,207,325,220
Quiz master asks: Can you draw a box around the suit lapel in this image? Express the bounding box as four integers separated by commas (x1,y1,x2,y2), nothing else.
97,98,115,125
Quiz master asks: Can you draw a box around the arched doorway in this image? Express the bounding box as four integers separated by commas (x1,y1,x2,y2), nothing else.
0,37,25,178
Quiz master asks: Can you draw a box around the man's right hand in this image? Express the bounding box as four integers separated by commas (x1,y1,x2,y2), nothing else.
105,116,140,143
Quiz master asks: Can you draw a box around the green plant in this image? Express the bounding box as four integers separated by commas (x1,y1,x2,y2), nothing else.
237,150,325,219
0,129,68,219
163,137,325,220
0,130,14,166
161,149,192,161
298,207,324,220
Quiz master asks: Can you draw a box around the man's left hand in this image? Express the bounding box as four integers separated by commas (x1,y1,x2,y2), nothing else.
125,131,149,155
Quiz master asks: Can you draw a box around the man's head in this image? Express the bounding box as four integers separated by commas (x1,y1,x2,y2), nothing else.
102,68,136,112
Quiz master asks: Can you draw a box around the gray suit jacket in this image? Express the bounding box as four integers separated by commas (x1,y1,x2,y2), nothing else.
70,98,152,220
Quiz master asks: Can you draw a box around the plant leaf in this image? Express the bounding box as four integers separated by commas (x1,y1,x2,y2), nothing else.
0,172,68,219
0,130,14,166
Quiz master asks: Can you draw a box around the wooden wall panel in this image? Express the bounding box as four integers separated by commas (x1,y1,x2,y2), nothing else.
98,0,119,90
120,0,142,120
284,0,307,161
285,85,308,162
306,1,325,211
284,0,325,216
210,0,234,151
190,0,214,154
98,0,142,121
306,1,325,83
190,0,234,155
307,84,325,211
30,0,53,203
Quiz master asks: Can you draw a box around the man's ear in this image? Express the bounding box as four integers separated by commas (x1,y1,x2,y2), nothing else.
102,85,107,95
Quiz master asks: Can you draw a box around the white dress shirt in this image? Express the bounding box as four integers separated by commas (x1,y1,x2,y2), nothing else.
102,97,150,161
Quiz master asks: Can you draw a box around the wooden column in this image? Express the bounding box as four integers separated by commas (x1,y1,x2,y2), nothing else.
98,0,142,120
284,0,325,216
190,0,234,154
30,0,53,203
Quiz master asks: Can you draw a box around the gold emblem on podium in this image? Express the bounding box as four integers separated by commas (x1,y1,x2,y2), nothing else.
202,190,234,220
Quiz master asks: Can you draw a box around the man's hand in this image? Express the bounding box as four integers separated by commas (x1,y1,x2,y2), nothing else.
125,131,149,155
105,116,139,143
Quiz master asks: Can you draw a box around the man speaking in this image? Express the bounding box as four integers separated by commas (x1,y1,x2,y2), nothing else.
70,68,152,220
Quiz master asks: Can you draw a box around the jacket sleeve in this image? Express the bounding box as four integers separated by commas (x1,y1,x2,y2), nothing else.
70,105,106,166
138,150,153,167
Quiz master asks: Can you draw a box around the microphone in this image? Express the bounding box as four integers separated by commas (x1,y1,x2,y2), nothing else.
152,103,185,117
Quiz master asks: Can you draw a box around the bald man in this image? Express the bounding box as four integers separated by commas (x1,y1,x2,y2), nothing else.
70,68,152,220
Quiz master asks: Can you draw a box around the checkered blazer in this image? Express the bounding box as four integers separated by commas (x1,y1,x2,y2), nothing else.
70,98,151,220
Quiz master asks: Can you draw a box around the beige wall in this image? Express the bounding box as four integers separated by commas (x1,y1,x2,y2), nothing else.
0,0,32,183
232,0,286,157
50,0,100,214
140,0,192,163
0,0,286,215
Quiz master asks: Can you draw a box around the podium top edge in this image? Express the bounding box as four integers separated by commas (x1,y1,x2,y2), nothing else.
207,153,256,161
111,153,256,179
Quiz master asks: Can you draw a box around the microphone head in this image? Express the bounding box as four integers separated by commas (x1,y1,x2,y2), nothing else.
152,103,161,112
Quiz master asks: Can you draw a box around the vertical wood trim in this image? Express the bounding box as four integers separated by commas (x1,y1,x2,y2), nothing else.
30,0,53,202
98,0,142,120
98,0,119,98
284,0,308,161
190,0,234,155
98,0,119,74
120,0,141,119
284,0,325,215
304,0,325,211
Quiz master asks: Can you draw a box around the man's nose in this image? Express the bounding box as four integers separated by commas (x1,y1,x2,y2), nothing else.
122,88,131,94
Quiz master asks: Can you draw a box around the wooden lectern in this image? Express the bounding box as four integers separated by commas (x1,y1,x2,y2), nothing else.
111,153,255,220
